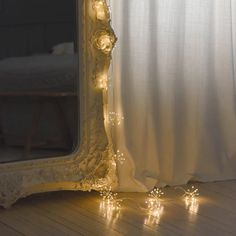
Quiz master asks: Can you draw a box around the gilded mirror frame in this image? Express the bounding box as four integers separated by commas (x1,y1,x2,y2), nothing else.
0,0,117,208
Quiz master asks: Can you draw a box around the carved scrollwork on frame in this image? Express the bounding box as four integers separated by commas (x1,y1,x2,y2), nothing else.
93,29,117,55
90,0,117,89
0,0,117,208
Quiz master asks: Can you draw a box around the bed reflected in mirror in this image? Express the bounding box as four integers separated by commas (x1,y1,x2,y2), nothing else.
0,0,79,163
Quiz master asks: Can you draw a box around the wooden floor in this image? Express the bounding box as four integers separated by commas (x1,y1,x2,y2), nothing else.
0,180,236,236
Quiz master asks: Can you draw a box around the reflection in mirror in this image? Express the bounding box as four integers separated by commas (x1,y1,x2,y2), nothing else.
0,0,78,163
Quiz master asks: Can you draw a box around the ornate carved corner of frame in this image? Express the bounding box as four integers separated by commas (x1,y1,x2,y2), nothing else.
0,0,118,208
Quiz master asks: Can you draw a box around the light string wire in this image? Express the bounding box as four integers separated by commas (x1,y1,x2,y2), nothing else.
105,0,125,165
93,1,200,223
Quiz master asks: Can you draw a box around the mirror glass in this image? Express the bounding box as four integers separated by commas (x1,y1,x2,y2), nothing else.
0,0,79,163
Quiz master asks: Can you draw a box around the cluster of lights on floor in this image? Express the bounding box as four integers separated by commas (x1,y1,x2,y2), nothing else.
92,0,200,225
99,185,200,226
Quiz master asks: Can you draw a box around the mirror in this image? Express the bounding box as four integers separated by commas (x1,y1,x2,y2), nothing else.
0,0,78,163
0,0,118,208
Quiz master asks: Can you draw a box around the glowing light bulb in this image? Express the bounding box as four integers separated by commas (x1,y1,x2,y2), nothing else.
97,74,108,90
145,188,164,216
184,186,199,214
99,187,122,209
108,112,124,126
99,187,121,224
148,187,164,200
184,186,199,202
144,187,164,226
146,199,163,217
114,150,125,165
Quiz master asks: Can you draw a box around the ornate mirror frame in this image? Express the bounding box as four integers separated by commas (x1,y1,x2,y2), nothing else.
0,0,117,208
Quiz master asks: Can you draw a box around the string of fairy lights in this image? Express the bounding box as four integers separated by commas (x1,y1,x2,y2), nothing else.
92,0,200,225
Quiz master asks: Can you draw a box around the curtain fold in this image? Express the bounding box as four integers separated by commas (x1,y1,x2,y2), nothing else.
110,0,236,191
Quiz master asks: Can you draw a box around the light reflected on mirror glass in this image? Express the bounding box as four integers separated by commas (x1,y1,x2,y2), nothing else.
0,0,79,163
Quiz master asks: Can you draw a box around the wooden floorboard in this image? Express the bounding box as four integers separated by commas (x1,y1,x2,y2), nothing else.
1,181,236,235
0,221,23,236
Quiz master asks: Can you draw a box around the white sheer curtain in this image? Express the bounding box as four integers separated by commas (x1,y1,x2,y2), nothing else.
110,0,236,191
